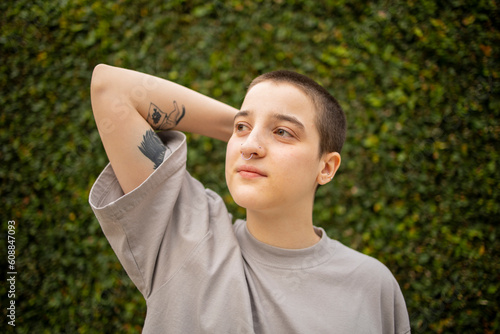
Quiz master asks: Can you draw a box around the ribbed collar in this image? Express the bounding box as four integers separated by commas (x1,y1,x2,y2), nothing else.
234,220,337,270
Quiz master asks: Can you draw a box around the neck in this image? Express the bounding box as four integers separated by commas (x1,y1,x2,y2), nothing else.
246,205,320,249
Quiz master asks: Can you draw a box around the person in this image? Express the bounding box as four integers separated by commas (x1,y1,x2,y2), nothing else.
89,64,411,333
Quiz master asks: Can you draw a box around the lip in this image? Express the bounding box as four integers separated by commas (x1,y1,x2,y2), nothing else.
236,165,267,178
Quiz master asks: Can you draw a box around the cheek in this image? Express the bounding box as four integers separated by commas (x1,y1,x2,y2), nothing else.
280,151,320,184
225,139,239,162
225,139,239,177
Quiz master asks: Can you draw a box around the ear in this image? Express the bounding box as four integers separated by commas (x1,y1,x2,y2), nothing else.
316,152,341,185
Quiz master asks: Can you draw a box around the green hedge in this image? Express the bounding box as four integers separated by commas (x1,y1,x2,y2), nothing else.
1,0,499,332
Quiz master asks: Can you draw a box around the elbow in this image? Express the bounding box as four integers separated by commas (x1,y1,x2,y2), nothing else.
90,64,116,119
90,64,117,122
90,64,112,97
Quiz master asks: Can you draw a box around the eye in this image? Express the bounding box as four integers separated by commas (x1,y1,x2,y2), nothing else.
275,128,293,138
235,122,250,133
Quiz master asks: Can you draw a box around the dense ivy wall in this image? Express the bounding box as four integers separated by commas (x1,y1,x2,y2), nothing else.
1,0,499,332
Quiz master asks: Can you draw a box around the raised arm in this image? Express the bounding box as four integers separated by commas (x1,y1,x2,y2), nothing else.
90,64,237,194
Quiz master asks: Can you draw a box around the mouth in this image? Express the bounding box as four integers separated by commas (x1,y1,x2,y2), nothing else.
236,165,267,179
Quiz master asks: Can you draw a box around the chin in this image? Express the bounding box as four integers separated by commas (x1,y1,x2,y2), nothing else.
234,198,265,211
228,186,273,211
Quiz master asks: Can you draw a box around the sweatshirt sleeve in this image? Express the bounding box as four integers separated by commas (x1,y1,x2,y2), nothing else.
89,131,213,298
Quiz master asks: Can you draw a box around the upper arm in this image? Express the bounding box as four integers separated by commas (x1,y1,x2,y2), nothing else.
90,64,238,193
91,64,163,194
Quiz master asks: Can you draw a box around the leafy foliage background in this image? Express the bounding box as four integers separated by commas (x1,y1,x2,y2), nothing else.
1,0,499,332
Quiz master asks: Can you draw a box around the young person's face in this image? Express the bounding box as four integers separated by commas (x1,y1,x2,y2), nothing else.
225,81,337,213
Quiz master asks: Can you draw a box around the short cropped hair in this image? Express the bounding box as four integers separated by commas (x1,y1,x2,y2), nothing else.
248,70,346,156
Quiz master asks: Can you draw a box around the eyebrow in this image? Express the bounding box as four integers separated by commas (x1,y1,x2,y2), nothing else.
234,110,250,120
272,113,305,131
234,110,305,131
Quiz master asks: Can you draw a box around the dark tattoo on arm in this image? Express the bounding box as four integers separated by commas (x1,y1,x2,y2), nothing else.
146,101,186,130
138,129,166,169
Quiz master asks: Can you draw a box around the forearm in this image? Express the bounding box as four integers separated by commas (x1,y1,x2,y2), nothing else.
91,64,236,142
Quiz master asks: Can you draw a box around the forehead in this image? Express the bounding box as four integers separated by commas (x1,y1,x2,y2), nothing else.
241,81,316,122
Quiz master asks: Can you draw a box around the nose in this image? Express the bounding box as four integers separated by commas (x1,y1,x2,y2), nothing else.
240,131,265,159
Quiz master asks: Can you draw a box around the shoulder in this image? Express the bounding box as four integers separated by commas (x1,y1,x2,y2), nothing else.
325,238,399,287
